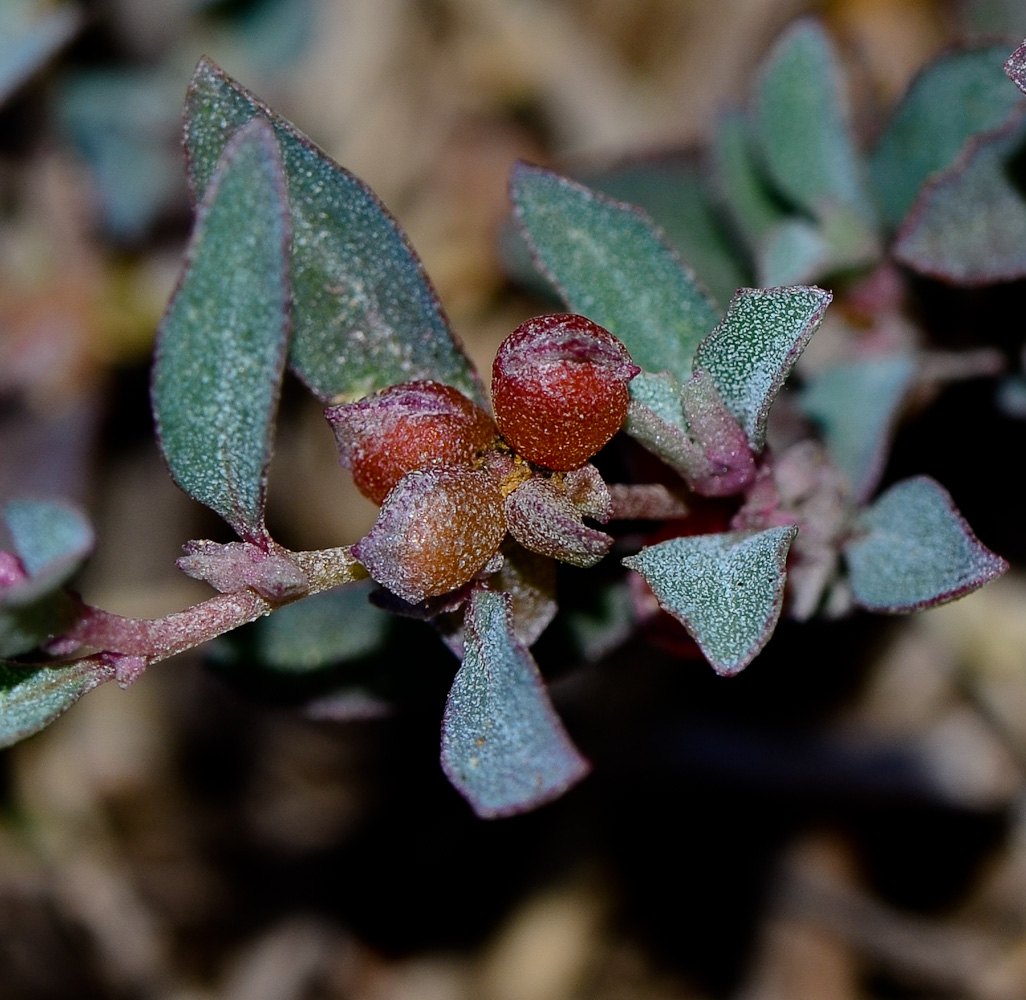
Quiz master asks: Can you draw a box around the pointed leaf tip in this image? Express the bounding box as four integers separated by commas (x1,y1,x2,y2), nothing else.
184,58,483,405
441,588,590,818
846,476,1007,613
154,116,290,542
624,526,797,676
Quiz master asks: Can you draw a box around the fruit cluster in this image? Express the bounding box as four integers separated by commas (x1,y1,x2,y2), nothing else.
325,314,639,603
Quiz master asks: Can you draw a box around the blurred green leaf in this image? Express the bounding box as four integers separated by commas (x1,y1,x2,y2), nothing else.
872,44,1022,230
754,19,877,233
801,356,916,502
153,117,290,542
0,659,107,748
758,219,832,286
694,285,831,451
712,110,788,254
892,114,1026,284
0,2,79,107
441,589,590,819
623,526,797,676
58,69,183,241
3,499,93,602
846,477,1007,612
0,592,76,659
184,58,483,405
244,583,391,673
511,163,720,379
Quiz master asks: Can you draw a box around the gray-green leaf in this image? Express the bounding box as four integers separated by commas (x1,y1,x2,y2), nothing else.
184,58,483,405
3,498,93,603
872,43,1023,230
800,356,916,502
754,19,877,231
845,476,1007,612
580,156,747,307
0,659,109,748
892,113,1026,284
693,285,831,451
153,116,290,542
623,526,798,676
441,588,590,818
511,162,720,379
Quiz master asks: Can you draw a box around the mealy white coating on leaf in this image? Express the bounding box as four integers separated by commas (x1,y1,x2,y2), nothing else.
623,526,797,675
153,117,290,541
693,286,831,451
440,588,590,818
184,59,484,406
845,476,1007,612
511,163,719,380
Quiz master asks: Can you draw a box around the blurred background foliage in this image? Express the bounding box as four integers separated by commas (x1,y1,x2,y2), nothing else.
6,1,1026,998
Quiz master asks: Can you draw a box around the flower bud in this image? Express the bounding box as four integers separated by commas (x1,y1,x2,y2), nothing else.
325,381,498,505
352,466,506,604
492,314,639,470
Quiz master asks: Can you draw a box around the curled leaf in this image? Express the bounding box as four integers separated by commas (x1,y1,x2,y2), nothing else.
504,476,613,569
441,589,590,818
694,286,832,452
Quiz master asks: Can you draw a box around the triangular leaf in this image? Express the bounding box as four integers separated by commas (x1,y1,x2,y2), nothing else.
153,117,290,542
892,113,1026,284
184,58,483,405
845,476,1007,612
511,162,720,379
800,356,916,502
754,19,877,232
693,285,831,451
623,526,798,676
441,588,590,818
872,43,1023,230
0,659,109,748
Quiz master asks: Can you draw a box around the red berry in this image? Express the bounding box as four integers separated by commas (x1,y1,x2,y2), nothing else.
491,314,639,471
352,467,506,604
325,381,498,505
